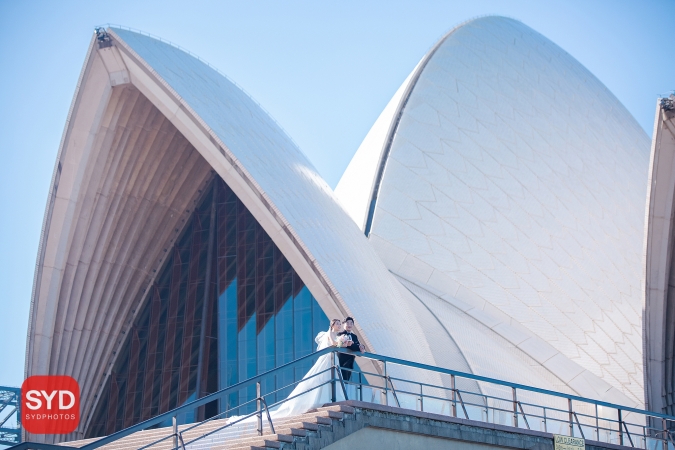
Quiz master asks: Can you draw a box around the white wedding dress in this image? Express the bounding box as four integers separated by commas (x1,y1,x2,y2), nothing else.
208,332,336,431
267,330,336,417
188,332,339,449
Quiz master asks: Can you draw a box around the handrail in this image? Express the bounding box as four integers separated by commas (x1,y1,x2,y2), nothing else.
181,398,280,447
386,376,401,408
176,364,332,439
355,351,671,420
455,390,470,419
6,445,77,450
11,348,675,450
176,432,186,450
623,420,635,447
573,412,585,439
260,396,275,435
78,347,335,450
335,361,349,400
518,402,530,430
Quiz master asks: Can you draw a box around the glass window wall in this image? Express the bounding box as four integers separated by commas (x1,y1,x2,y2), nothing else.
86,177,328,438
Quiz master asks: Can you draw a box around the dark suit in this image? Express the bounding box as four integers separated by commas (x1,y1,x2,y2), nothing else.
336,331,361,381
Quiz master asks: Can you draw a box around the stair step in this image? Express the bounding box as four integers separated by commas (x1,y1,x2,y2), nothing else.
316,416,332,425
274,427,307,437
313,404,356,415
63,402,357,450
210,433,294,449
227,446,269,450
204,408,348,449
187,414,332,446
300,421,319,431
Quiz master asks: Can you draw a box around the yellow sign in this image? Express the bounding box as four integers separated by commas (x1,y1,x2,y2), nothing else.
554,435,585,450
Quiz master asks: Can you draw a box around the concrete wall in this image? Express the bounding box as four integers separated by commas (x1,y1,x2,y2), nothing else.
300,401,634,450
325,427,525,450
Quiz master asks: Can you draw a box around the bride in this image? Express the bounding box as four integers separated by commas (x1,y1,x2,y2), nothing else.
269,318,344,417
221,319,344,426
195,320,347,448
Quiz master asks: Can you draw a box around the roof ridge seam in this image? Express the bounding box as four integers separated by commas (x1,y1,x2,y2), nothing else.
100,24,303,154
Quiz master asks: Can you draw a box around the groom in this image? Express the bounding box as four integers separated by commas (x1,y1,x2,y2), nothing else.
337,317,365,381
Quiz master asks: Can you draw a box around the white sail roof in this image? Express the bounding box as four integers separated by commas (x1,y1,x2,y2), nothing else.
337,16,649,406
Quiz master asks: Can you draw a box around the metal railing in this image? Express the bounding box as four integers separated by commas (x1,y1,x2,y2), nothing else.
11,348,675,450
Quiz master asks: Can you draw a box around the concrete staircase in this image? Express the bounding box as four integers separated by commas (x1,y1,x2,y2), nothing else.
62,401,637,450
206,405,355,450
60,404,356,450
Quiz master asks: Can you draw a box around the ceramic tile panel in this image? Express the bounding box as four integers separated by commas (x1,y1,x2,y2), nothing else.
338,17,649,405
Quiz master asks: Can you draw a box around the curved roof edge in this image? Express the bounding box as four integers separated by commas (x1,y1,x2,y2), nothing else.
25,35,98,380
335,18,476,235
334,61,419,230
643,97,675,414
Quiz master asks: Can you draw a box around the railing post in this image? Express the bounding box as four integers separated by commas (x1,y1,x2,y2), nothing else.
331,353,337,403
451,374,457,418
420,383,424,412
384,360,388,406
618,409,623,446
543,407,548,433
595,403,600,441
568,398,574,437
261,397,276,435
359,371,363,402
337,362,349,401
172,415,178,450
257,381,262,436
663,418,668,450
512,387,518,428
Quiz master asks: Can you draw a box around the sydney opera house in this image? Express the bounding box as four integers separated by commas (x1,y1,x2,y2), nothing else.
26,15,669,442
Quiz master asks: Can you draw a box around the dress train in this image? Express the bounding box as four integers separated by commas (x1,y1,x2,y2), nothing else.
190,332,339,448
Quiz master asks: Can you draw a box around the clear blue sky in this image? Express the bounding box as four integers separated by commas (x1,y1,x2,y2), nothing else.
0,0,672,388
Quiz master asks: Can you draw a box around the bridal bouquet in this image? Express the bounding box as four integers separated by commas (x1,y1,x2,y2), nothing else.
336,334,352,348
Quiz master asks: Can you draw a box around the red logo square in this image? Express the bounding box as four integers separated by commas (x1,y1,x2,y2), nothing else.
22,376,80,434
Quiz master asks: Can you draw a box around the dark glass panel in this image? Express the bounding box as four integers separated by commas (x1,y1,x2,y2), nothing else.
218,279,238,413
86,176,330,438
